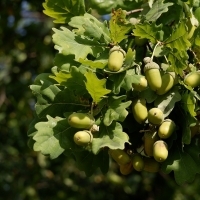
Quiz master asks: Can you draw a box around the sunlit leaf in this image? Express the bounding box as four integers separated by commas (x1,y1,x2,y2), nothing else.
84,71,111,103
92,122,129,154
53,27,103,61
43,0,85,23
145,0,173,22
69,13,111,44
133,21,163,44
109,8,132,44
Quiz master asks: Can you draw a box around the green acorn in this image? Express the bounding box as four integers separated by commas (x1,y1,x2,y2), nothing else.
132,98,148,124
157,72,178,95
143,157,160,173
108,46,126,72
68,113,95,129
158,119,176,139
74,130,93,146
184,71,200,88
132,76,148,92
148,108,164,126
109,149,131,165
120,161,133,175
144,130,159,157
144,62,162,91
132,153,144,172
153,140,168,162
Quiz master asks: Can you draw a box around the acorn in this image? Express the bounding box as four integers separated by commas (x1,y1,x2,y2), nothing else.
153,140,168,162
132,76,148,92
144,62,162,91
157,72,178,95
108,149,131,165
184,71,200,88
158,119,176,139
73,130,93,146
119,161,133,175
143,157,160,173
132,153,144,172
135,36,147,46
108,46,126,72
132,98,148,124
148,108,164,126
144,130,159,157
68,113,95,129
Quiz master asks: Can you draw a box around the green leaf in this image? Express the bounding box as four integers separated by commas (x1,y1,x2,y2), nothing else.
145,0,173,22
57,66,88,96
33,115,83,159
69,13,111,44
121,69,143,91
43,0,85,24
103,95,132,126
50,68,72,84
73,150,109,176
92,122,129,154
54,54,80,72
181,91,196,117
78,49,109,70
84,71,111,103
140,87,158,103
164,21,191,51
167,49,188,76
161,141,200,185
109,72,126,94
154,87,182,118
53,27,103,61
109,8,132,44
30,81,90,118
133,21,163,44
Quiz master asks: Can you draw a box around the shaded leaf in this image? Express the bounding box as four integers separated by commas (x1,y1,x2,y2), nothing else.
30,82,90,118
154,87,181,118
73,150,109,176
103,95,132,126
161,141,200,185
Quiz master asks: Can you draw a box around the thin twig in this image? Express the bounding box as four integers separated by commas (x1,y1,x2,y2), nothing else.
126,8,143,15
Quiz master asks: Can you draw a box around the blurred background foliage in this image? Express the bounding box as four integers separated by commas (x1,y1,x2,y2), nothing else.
0,0,200,199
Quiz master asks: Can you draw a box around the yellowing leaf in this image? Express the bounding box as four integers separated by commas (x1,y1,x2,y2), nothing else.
109,8,132,44
84,71,111,103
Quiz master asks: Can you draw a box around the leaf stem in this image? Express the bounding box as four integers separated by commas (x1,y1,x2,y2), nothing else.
126,9,143,15
151,42,161,61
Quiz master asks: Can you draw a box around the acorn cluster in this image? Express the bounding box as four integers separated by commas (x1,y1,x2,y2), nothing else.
68,45,200,176
68,113,95,146
109,106,176,175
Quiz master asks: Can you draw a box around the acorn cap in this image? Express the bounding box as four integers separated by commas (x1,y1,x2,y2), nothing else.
144,62,160,73
133,97,146,104
153,140,168,149
143,57,151,64
167,71,178,85
109,46,126,57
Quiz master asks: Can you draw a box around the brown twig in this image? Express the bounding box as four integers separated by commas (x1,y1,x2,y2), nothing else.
126,8,143,15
